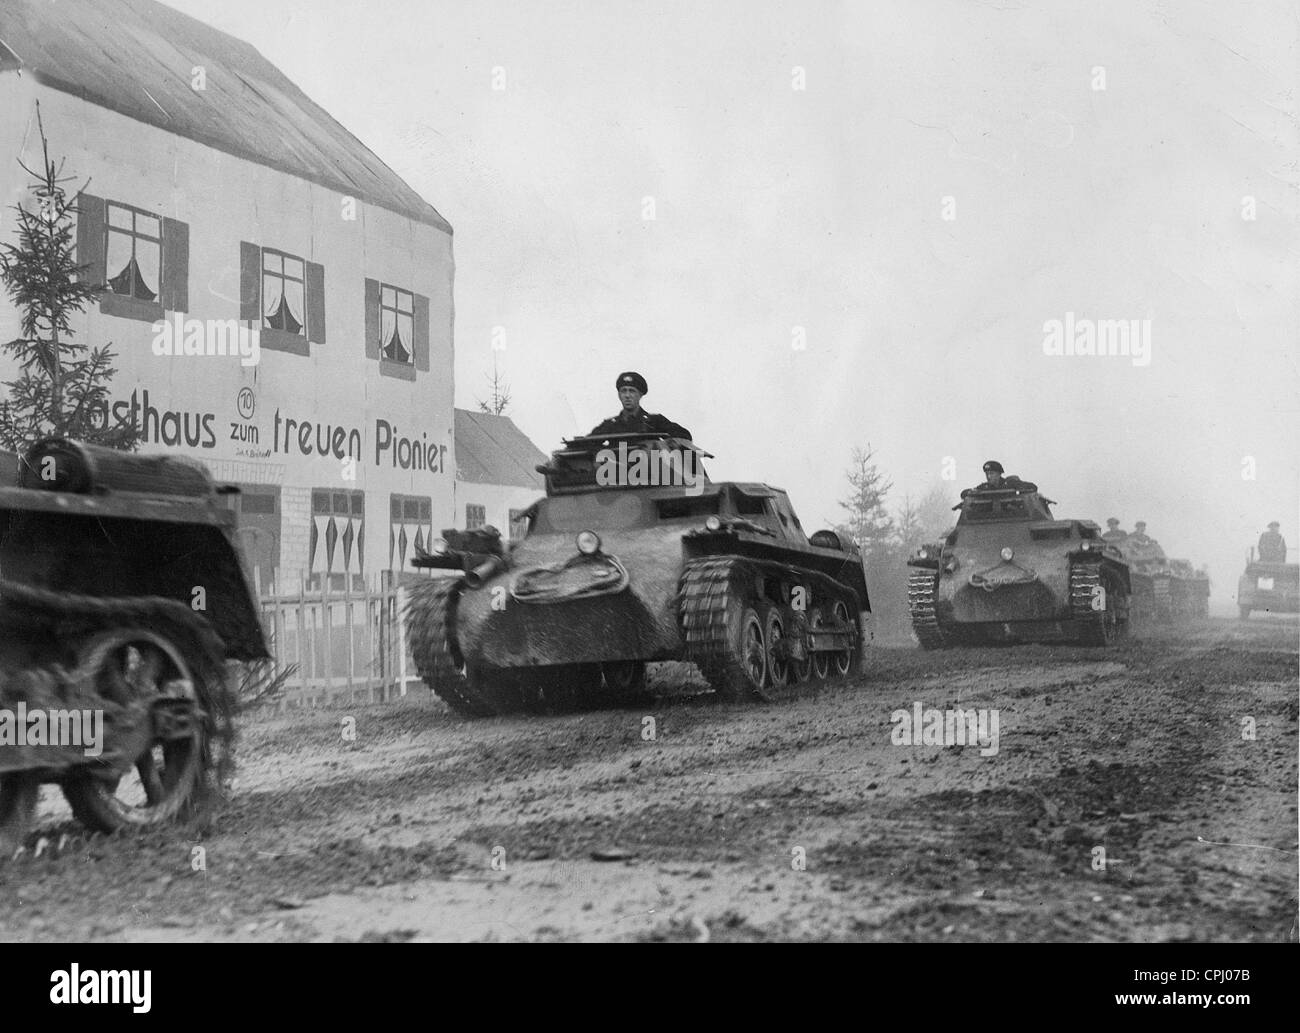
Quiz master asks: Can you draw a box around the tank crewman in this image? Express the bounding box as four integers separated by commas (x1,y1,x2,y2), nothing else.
970,460,1029,494
1101,518,1128,542
589,372,692,440
1128,521,1155,547
1258,521,1287,563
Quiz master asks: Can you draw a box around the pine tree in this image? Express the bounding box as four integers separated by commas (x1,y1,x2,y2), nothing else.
0,105,138,452
835,445,895,558
476,355,511,416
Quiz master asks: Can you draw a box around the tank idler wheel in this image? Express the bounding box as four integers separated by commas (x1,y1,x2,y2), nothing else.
0,776,40,860
60,628,209,833
1072,566,1125,647
907,569,947,650
406,577,496,718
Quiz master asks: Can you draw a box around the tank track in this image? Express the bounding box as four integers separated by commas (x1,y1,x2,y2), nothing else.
679,557,759,701
404,577,495,717
1068,563,1124,645
907,569,946,650
680,556,860,700
0,577,234,784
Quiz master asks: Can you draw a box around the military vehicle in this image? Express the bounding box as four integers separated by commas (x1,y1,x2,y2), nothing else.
1113,535,1208,623
405,432,870,714
0,437,268,854
906,483,1129,646
1237,547,1299,619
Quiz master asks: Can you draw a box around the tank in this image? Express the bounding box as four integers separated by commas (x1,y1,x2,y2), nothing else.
1112,535,1208,623
0,437,268,854
404,432,871,714
906,483,1130,647
1237,547,1299,619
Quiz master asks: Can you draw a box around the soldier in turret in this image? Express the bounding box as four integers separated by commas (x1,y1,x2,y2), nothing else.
590,372,692,440
1102,517,1127,543
1258,521,1287,563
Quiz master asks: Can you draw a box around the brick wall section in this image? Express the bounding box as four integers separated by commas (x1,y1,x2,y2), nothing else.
278,485,313,587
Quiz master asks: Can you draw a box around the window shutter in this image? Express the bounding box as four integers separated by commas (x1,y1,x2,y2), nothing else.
239,241,260,321
161,217,189,313
364,278,381,360
413,292,430,371
74,192,106,286
305,261,326,343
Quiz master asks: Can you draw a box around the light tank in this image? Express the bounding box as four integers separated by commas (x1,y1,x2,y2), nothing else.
404,432,871,714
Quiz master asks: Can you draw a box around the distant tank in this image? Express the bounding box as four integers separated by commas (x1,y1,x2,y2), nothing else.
0,438,268,854
1113,536,1208,623
906,483,1130,647
1237,546,1299,619
404,432,871,713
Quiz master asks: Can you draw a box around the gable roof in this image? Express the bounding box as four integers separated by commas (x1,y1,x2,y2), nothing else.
454,410,547,489
0,0,450,233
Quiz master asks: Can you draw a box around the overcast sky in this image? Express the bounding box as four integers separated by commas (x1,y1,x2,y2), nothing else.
165,0,1299,598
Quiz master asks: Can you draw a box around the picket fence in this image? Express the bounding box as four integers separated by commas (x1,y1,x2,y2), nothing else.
249,568,434,709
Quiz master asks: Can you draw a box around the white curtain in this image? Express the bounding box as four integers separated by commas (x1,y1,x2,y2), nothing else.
262,273,283,321
106,231,132,283
135,239,159,297
284,279,305,326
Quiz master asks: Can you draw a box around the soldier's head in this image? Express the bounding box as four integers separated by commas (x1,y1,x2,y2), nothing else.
1106,518,1120,529
1135,521,1147,534
983,460,1004,486
1268,521,1280,531
616,371,648,414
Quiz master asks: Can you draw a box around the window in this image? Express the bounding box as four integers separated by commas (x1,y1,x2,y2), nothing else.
466,504,486,530
262,249,306,335
105,203,160,302
389,494,432,570
239,242,325,355
509,508,530,540
75,194,188,322
309,488,364,589
363,278,431,379
223,485,281,593
380,285,414,364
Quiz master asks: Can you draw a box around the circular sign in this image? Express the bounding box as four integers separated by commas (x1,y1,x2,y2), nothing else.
237,387,255,419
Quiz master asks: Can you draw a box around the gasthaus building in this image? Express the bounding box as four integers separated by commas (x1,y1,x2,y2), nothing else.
0,0,543,590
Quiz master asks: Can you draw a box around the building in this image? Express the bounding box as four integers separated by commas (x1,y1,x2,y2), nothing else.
453,409,547,541
0,0,457,590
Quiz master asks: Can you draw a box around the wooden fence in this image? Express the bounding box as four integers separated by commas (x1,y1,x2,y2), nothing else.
251,568,433,709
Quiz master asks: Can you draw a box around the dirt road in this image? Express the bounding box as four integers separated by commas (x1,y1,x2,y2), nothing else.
1,617,1295,942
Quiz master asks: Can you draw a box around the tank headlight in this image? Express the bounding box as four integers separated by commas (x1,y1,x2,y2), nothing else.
1000,547,1014,561
576,530,601,555
1081,540,1091,551
705,516,722,532
431,538,449,555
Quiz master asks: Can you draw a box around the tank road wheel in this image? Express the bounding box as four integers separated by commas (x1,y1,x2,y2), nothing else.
60,629,208,833
680,558,769,703
808,610,831,679
787,610,814,684
601,660,651,706
907,570,947,650
0,776,40,859
406,577,496,717
763,608,791,690
829,598,858,677
536,663,605,714
1070,565,1125,647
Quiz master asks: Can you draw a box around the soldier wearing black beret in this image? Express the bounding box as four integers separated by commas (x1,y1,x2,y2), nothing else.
590,372,692,440
970,459,1029,494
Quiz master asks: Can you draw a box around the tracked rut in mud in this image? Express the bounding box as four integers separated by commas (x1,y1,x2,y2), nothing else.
0,618,1294,942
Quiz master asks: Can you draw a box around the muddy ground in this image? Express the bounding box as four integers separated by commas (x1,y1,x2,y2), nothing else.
1,617,1295,942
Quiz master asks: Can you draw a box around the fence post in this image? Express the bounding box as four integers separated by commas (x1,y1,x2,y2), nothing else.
397,580,408,696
